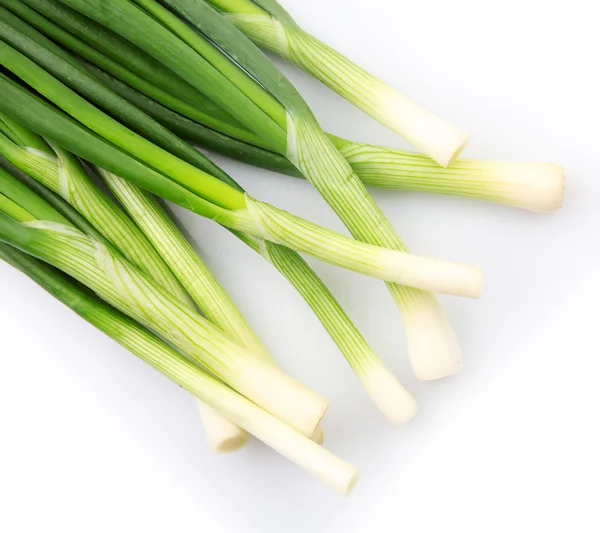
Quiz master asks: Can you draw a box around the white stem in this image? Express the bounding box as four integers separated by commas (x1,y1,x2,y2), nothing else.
260,240,418,426
403,291,462,380
209,378,359,495
56,296,359,494
223,196,482,298
196,400,249,452
359,362,419,425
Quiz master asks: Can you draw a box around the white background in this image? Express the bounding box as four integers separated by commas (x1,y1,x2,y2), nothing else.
1,0,598,531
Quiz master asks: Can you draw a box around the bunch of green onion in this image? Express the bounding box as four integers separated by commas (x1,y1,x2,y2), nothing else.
0,0,564,495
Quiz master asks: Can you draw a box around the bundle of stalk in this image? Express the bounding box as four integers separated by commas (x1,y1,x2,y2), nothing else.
0,0,487,382
0,0,565,495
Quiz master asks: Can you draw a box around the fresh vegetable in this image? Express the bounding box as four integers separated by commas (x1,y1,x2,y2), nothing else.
205,0,468,166
0,57,480,297
48,0,479,379
0,177,329,437
0,243,358,494
0,4,420,422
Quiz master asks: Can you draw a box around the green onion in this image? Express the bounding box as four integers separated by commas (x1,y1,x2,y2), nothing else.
0,26,418,422
0,164,70,224
0,157,108,240
0,122,251,449
0,5,418,416
0,243,358,493
95,166,272,449
0,116,192,302
0,64,479,296
14,0,561,212
54,0,481,379
3,0,265,148
0,188,329,436
207,0,468,167
85,56,564,213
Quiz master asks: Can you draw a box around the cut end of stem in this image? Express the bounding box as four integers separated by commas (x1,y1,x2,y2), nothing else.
236,357,329,437
403,293,463,380
311,425,324,445
485,161,566,212
378,89,469,167
383,251,483,298
196,400,249,453
360,363,418,426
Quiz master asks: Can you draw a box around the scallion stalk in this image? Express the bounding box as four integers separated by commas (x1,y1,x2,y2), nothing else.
0,116,192,302
85,58,564,213
95,166,274,449
203,0,469,167
0,66,479,295
0,4,419,417
60,0,472,379
0,243,358,494
14,0,561,212
0,125,252,450
1,70,419,424
0,189,329,436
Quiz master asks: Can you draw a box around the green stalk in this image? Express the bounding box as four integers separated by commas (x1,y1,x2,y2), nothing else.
0,206,328,436
0,157,107,240
0,74,479,293
0,36,246,211
98,0,475,379
4,0,263,148
56,0,288,153
0,71,232,221
208,0,469,167
18,0,227,117
17,0,560,212
96,166,272,449
0,7,421,422
96,166,269,359
133,0,287,129
0,118,191,302
87,60,564,212
0,244,358,494
0,191,36,222
98,166,418,426
0,164,69,224
0,107,256,450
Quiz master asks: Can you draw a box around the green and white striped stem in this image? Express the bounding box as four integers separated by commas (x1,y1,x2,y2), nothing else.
0,2,421,422
334,139,565,212
97,166,273,450
84,59,565,212
222,195,481,298
209,0,469,166
0,119,190,300
0,214,328,437
0,244,358,494
259,241,418,424
49,0,479,379
100,167,419,426
0,49,481,296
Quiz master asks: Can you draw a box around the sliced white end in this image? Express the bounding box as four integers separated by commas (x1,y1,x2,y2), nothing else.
196,400,248,453
381,250,483,298
223,393,359,495
311,425,324,445
477,161,565,212
404,293,463,380
233,356,329,438
359,363,418,425
376,88,469,167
